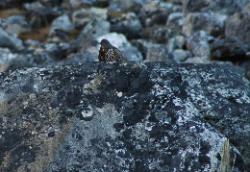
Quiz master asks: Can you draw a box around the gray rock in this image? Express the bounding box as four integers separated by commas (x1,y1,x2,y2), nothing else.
1,15,31,36
24,1,62,28
108,0,145,15
49,15,74,36
182,12,227,36
0,0,24,8
138,1,173,27
167,35,185,52
133,39,173,63
0,27,23,50
65,46,99,64
68,19,110,56
172,49,191,62
225,5,250,45
0,63,249,171
110,12,142,39
8,52,55,70
72,7,107,28
43,42,71,60
186,31,212,59
143,25,170,43
166,12,185,35
81,19,110,39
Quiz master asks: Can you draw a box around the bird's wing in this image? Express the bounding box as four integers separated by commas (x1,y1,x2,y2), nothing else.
106,48,125,62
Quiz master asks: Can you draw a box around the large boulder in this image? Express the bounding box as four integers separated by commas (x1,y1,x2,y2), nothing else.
0,63,249,171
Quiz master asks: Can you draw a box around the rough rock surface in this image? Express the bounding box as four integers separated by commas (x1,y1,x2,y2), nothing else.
0,63,249,171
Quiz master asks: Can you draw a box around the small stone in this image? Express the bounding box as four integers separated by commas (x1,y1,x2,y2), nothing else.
172,49,190,62
167,35,185,52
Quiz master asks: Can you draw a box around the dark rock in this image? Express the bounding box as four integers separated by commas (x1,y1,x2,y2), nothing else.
211,37,250,62
48,127,55,137
132,39,173,63
138,1,173,27
24,1,62,28
65,46,99,64
182,12,227,37
109,12,142,39
43,42,71,60
0,0,29,8
0,63,249,171
225,6,250,45
107,0,144,16
7,51,55,70
143,25,170,43
40,0,63,7
69,0,109,8
183,0,209,13
183,0,250,14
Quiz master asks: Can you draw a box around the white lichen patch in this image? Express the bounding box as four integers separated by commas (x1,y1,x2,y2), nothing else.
81,105,94,120
117,91,123,97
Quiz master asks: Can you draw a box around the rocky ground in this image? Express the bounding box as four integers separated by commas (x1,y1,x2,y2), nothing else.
0,0,250,172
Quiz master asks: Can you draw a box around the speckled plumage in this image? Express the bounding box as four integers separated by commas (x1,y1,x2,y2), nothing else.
98,39,126,62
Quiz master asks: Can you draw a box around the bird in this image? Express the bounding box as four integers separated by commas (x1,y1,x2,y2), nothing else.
98,39,126,62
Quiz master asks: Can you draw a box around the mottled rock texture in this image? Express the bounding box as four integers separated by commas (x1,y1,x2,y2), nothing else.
0,63,249,172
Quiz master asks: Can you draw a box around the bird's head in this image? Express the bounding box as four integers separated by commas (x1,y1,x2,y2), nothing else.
100,39,113,50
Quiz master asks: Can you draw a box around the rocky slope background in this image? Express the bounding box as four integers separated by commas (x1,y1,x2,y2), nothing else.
0,0,250,171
